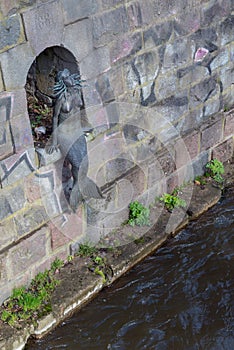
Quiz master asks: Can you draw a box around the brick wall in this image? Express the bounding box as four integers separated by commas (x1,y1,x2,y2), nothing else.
0,0,233,303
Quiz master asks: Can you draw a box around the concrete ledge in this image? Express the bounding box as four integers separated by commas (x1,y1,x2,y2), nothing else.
0,159,233,350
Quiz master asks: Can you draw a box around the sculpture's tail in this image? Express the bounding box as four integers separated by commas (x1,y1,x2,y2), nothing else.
69,177,103,212
81,177,104,199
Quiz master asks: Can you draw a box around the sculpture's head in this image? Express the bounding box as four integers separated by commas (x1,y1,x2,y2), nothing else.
53,68,85,98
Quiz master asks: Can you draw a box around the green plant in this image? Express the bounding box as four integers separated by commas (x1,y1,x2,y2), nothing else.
0,258,62,327
94,267,106,283
67,255,74,263
77,243,97,257
127,201,150,227
134,237,145,244
50,257,64,273
159,193,186,211
93,256,105,266
205,159,224,183
194,176,207,185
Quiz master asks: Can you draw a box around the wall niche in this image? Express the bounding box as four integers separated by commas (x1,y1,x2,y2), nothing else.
25,46,80,149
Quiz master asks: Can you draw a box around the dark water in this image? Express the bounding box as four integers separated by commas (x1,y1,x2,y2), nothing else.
27,188,234,350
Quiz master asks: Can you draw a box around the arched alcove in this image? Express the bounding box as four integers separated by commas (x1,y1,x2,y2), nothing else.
25,46,80,148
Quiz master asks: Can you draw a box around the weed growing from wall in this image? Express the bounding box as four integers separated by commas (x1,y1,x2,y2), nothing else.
159,193,186,212
205,159,224,183
127,201,150,227
0,258,64,327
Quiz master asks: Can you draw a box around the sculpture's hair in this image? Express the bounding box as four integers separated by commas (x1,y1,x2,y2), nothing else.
53,69,85,98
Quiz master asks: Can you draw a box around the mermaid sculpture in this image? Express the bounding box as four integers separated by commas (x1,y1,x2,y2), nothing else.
46,68,103,211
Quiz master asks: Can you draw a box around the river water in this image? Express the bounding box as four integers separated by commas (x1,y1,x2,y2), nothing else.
27,187,234,350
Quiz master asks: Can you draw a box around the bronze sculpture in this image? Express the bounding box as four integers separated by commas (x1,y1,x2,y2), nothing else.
46,69,103,211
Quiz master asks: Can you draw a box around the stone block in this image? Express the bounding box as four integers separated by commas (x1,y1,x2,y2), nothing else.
140,0,175,26
0,42,34,90
41,192,62,218
80,47,110,80
147,162,164,188
24,174,41,203
108,66,125,99
82,80,103,108
63,19,93,62
93,6,129,47
35,147,62,167
0,120,14,160
224,111,234,138
183,132,200,160
86,184,117,226
166,172,180,194
174,1,201,34
14,204,48,237
177,65,209,89
88,130,125,176
181,108,203,134
156,71,177,101
124,165,147,200
23,1,64,55
124,50,160,91
127,1,143,30
102,0,123,10
93,208,129,240
106,101,120,128
0,94,11,123
203,95,221,119
105,157,134,183
157,148,176,177
0,69,4,92
220,65,234,91
220,15,234,45
175,137,195,169
10,114,34,152
190,77,217,107
143,21,173,49
8,226,48,276
0,0,19,17
0,251,8,289
0,93,14,160
191,26,218,52
110,32,142,64
163,37,194,70
0,14,25,53
0,148,36,187
192,151,209,177
49,221,70,251
95,74,115,105
0,183,26,221
11,88,28,118
212,138,233,163
222,86,234,111
0,270,32,304
62,0,99,25
201,0,231,27
155,94,188,124
210,48,229,72
0,218,17,251
123,122,150,143
201,119,223,151
50,210,84,247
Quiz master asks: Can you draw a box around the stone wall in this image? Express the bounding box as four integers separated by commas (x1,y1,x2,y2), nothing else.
0,0,233,303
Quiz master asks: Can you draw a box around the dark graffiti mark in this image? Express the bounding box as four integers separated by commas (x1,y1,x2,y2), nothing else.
131,62,158,107
0,95,12,121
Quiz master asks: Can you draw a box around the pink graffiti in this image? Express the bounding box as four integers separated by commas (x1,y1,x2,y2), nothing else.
194,47,209,62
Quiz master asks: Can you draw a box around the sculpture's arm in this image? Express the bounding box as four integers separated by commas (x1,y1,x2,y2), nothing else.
46,100,60,154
